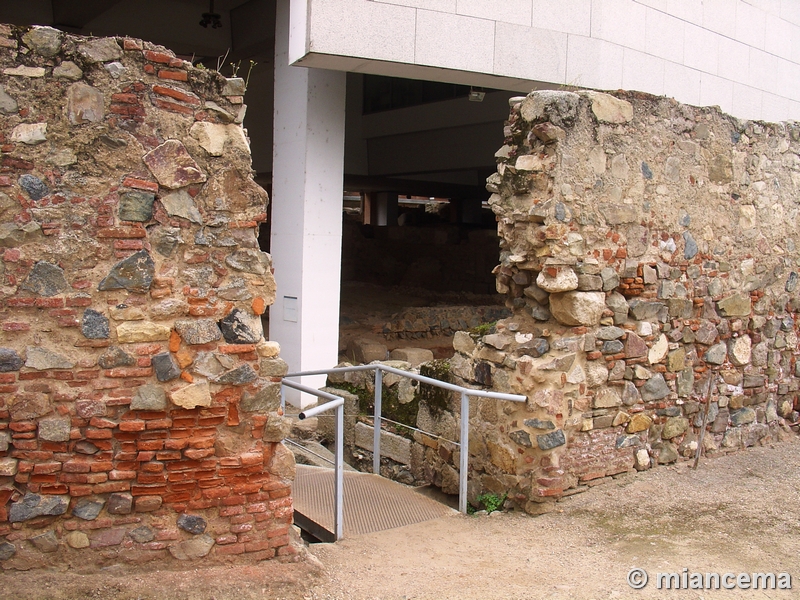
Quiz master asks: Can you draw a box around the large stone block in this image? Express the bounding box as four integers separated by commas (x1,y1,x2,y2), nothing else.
355,422,412,465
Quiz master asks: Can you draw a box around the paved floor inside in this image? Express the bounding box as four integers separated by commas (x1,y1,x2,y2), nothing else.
293,464,458,541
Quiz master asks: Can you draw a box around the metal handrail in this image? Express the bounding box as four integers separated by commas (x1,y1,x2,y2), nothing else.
281,378,344,540
283,362,525,515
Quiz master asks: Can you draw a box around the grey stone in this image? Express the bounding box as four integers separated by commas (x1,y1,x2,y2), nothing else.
549,291,605,326
516,338,549,358
531,305,551,321
519,91,579,127
19,174,49,200
621,380,641,406
217,278,253,301
641,374,671,401
537,429,566,450
160,189,203,224
347,338,388,363
131,383,167,410
704,343,727,364
152,352,181,382
98,346,135,369
602,340,624,354
695,321,718,345
26,347,75,370
225,248,271,275
0,348,23,372
616,435,643,449
597,326,625,340
82,308,109,339
89,528,127,548
677,368,694,397
523,281,549,304
73,498,105,521
98,250,155,292
717,292,751,317
78,37,122,62
662,417,689,439
730,407,756,427
629,299,665,321
150,226,183,257
355,422,411,464
786,272,798,293
23,26,63,56
222,77,246,95
0,222,43,248
523,418,555,430
53,61,83,79
656,442,679,464
105,61,126,77
129,526,155,543
241,383,281,412
106,493,133,515
175,319,222,345
600,267,620,291
38,417,71,442
708,154,733,183
0,431,8,452
66,83,104,124
168,534,215,560
0,542,16,561
624,333,648,359
509,430,532,447
21,261,68,296
215,363,258,385
30,530,59,553
119,191,155,222
601,205,637,225
177,514,207,535
577,274,603,290
0,84,18,114
218,309,261,344
9,494,69,523
10,123,47,147
75,441,99,455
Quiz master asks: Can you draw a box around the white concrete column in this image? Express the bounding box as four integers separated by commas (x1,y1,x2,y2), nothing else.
271,0,346,408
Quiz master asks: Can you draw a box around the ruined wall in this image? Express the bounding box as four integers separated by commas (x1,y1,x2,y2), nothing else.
0,25,296,568
449,90,800,513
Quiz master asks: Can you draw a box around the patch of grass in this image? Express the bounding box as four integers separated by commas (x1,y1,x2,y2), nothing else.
417,359,452,417
469,321,497,337
469,492,508,514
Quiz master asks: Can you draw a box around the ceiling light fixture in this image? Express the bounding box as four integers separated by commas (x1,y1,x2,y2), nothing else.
200,0,222,28
468,87,485,102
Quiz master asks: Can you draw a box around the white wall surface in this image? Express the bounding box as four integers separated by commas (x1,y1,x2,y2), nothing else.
289,0,800,122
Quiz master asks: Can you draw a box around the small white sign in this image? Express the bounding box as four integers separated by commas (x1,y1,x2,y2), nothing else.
283,296,298,322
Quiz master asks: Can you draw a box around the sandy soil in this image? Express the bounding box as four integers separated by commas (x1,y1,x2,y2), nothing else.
4,438,800,599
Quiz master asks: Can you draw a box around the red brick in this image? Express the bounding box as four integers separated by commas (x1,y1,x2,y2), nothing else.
89,417,117,429
152,98,195,115
123,38,143,51
215,543,245,556
109,470,136,480
119,420,146,432
106,368,152,378
2,322,30,331
152,85,200,105
33,462,62,475
158,69,188,82
217,344,256,354
6,297,36,307
143,50,174,64
85,428,113,440
111,92,139,104
96,227,147,239
122,177,159,193
92,481,131,494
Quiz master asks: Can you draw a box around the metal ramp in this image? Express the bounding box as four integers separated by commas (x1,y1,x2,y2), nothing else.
293,464,457,542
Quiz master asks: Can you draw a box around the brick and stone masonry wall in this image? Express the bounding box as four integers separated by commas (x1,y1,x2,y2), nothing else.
446,90,800,513
0,25,297,568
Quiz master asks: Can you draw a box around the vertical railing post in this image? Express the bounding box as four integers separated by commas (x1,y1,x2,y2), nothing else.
280,385,286,412
373,367,383,476
334,401,343,540
459,391,469,514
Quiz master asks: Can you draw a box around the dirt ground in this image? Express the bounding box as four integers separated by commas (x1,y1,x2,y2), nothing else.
4,438,800,599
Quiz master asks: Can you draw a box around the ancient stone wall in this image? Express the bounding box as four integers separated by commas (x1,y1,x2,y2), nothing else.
0,25,295,569
449,90,800,513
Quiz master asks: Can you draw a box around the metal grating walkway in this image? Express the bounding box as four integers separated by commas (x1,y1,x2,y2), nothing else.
293,465,457,541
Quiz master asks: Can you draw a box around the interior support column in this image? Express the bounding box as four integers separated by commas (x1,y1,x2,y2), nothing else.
270,0,346,407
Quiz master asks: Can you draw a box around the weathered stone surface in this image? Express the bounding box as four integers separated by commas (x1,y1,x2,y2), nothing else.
594,388,621,408
729,335,752,366
118,191,155,222
53,61,82,79
0,84,17,114
656,442,679,464
218,308,261,344
4,65,46,77
717,292,751,317
9,494,69,522
695,321,718,345
106,492,133,515
72,498,104,521
169,534,215,560
89,528,126,548
66,83,104,124
98,346,135,369
38,417,71,442
356,422,412,464
21,261,68,296
596,326,624,340
509,430,532,447
117,321,171,342
648,334,668,364
224,248,271,274
588,91,633,123
601,340,623,354
263,413,293,443
241,382,281,412
98,250,155,292
519,91,579,127
270,442,297,479
22,26,63,56
0,457,18,476
704,343,727,365
620,380,641,406
215,363,258,385
152,352,181,382
536,429,566,450
129,526,155,543
0,542,15,561
347,338,387,363
160,189,203,224
65,531,90,549
536,267,578,292
666,347,685,372
549,291,605,326
677,368,694,397
624,332,648,359
78,37,122,62
143,140,206,189
150,226,184,257
0,431,8,452
26,347,75,370
730,407,756,426
175,319,222,344
11,122,47,144
0,347,23,372
177,514,207,535
708,154,733,183
516,337,550,358
131,383,167,410
662,417,689,439
389,348,434,366
640,374,671,401
30,531,59,553
170,381,212,409
81,308,109,339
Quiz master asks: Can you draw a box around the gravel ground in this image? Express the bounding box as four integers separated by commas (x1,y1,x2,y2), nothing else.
3,438,800,599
